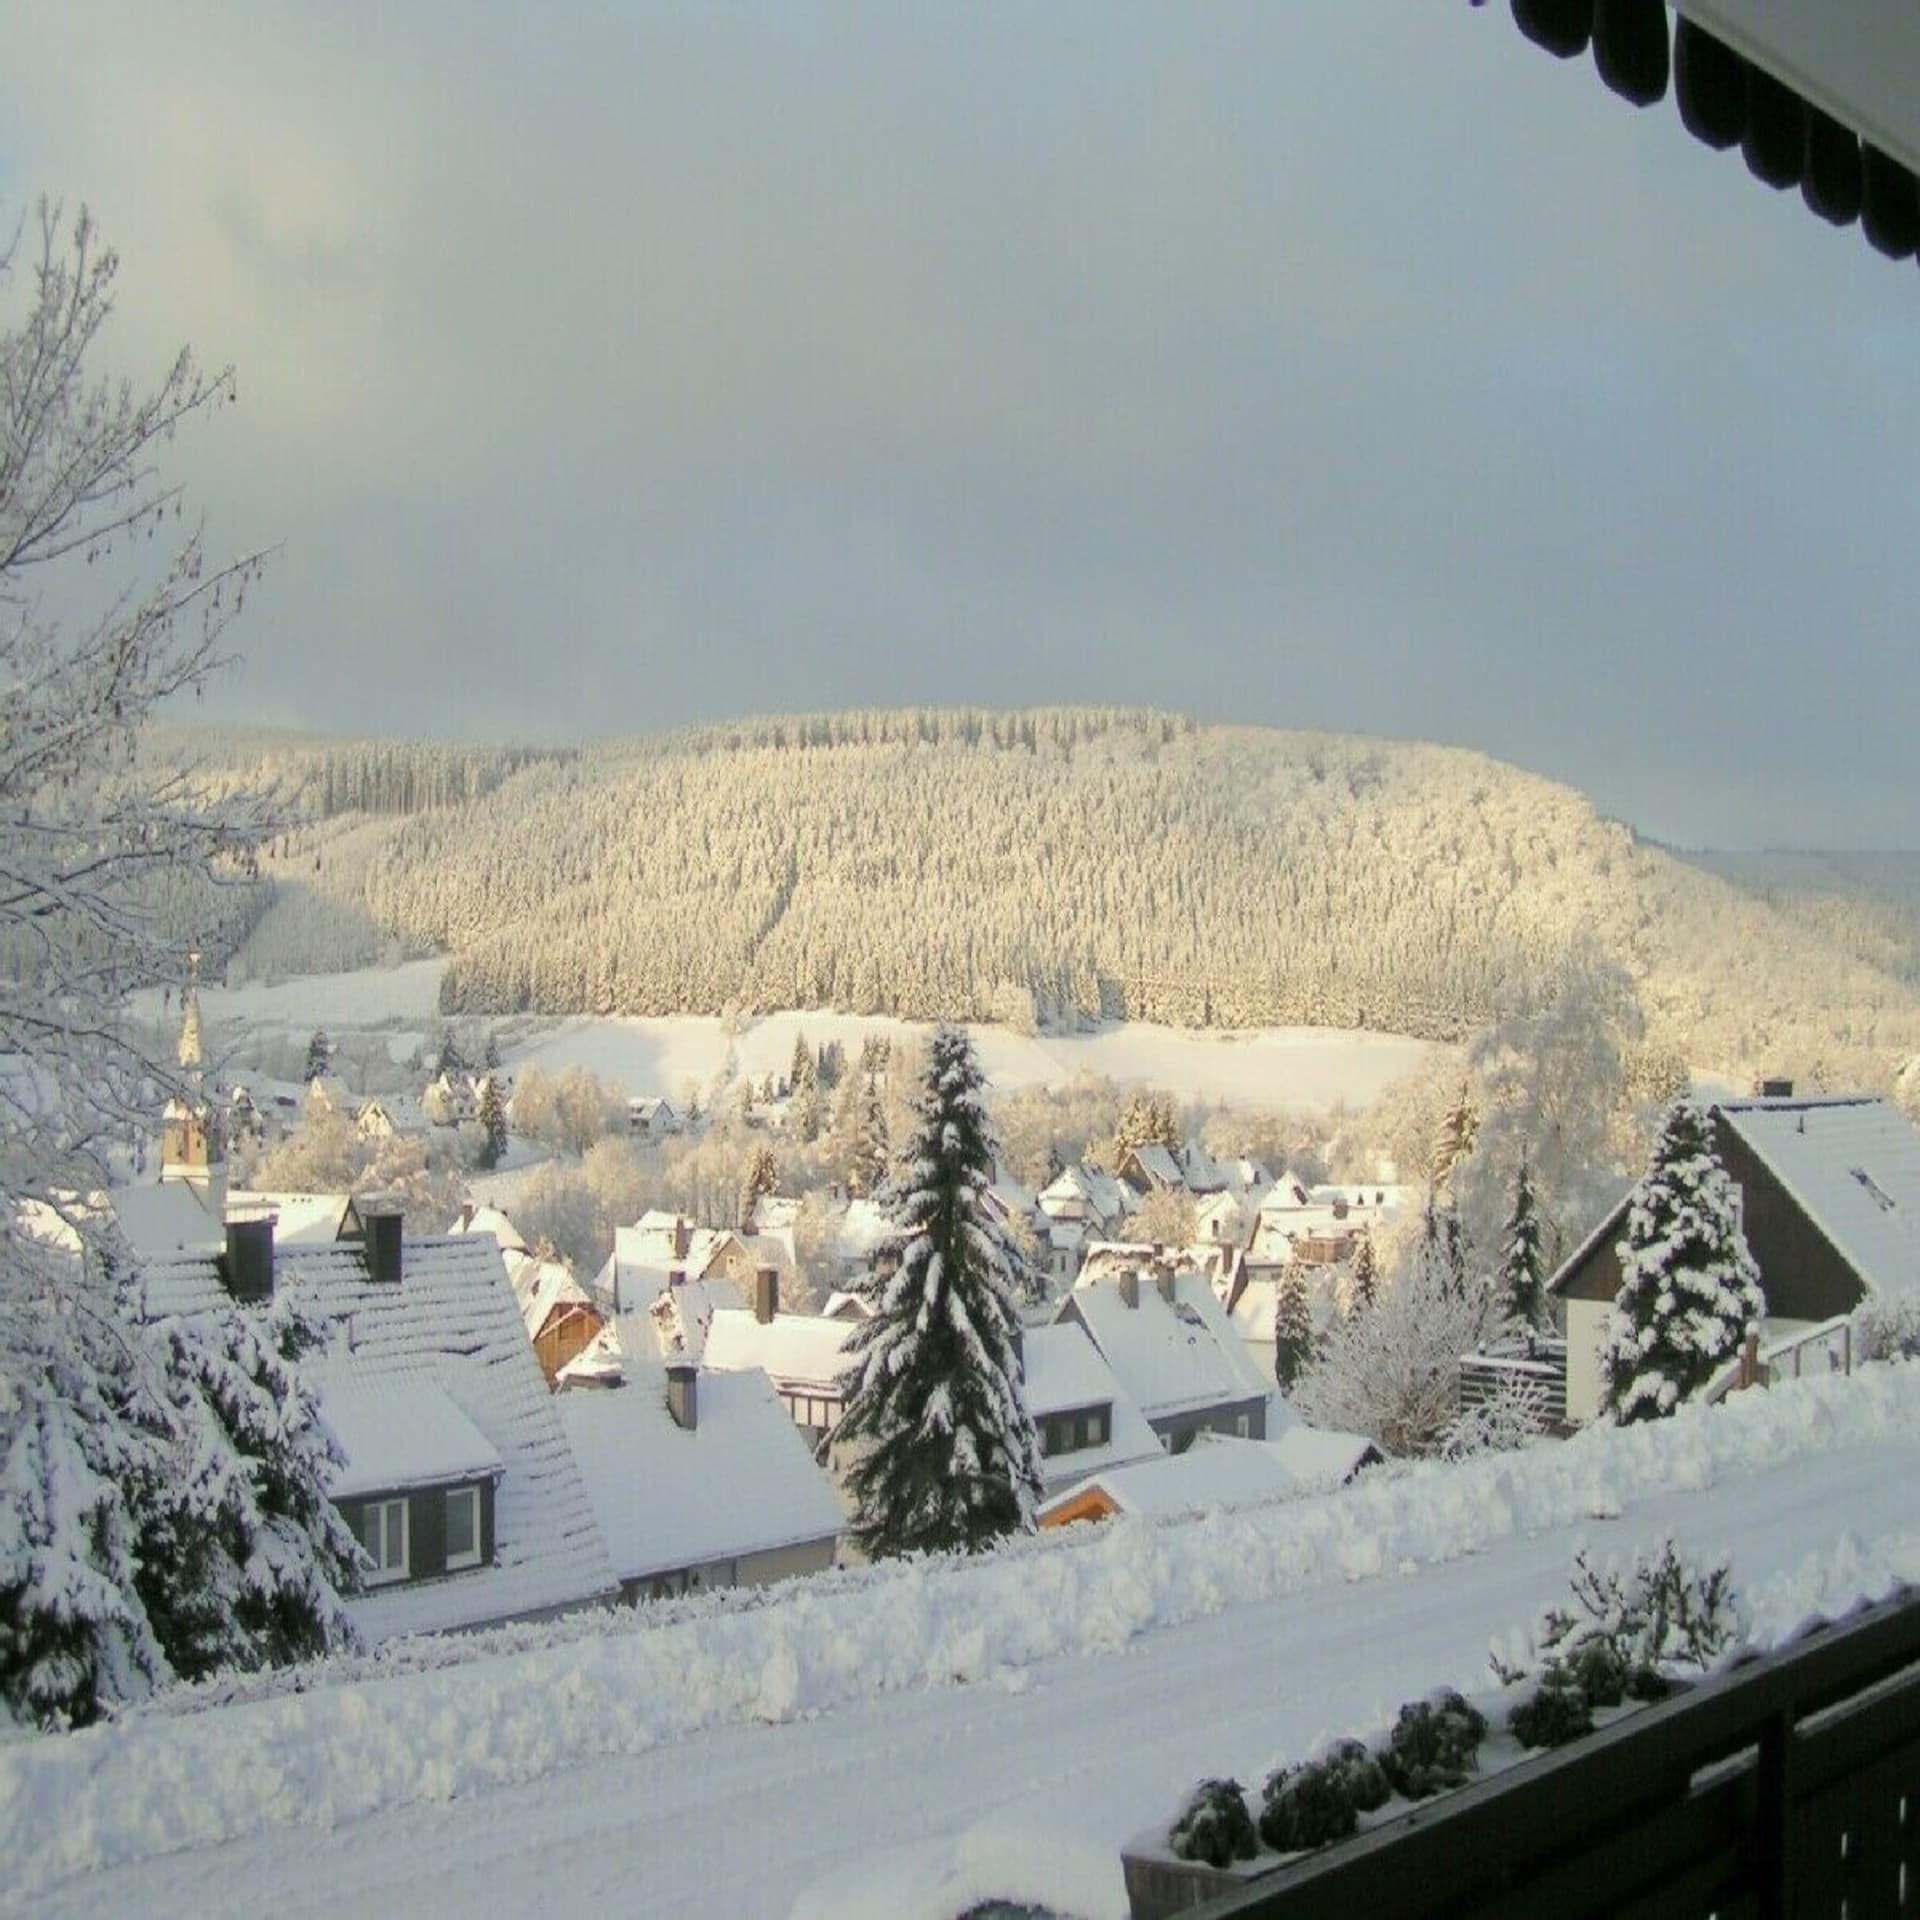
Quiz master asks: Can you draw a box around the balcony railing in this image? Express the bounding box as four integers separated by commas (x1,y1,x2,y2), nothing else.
1143,1585,1920,1920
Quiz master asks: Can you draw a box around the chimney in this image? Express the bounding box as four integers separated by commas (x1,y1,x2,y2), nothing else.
1757,1077,1795,1100
1156,1265,1177,1306
668,1264,687,1290
666,1361,698,1431
362,1202,404,1286
1118,1270,1140,1310
754,1266,779,1325
223,1211,276,1303
672,1215,692,1261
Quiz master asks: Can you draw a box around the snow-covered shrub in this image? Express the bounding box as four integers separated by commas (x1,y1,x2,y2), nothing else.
1167,1777,1258,1868
1379,1690,1487,1799
1507,1673,1594,1750
1257,1760,1359,1852
1440,1362,1554,1459
1319,1736,1392,1814
1855,1295,1920,1364
1491,1540,1747,1701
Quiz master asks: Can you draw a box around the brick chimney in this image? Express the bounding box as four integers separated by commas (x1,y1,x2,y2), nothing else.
1118,1270,1139,1310
1156,1265,1177,1306
1757,1077,1795,1099
361,1201,404,1286
666,1361,698,1431
672,1215,692,1261
754,1266,779,1325
223,1211,276,1303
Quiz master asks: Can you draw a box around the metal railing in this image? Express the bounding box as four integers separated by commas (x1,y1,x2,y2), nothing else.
1175,1586,1920,1920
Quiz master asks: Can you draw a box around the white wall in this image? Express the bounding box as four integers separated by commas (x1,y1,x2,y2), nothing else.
1566,1298,1611,1425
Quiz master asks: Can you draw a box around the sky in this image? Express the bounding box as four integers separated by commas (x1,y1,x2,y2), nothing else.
4,1,1915,849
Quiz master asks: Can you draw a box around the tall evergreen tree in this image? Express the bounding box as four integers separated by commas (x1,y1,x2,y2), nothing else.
788,1032,814,1098
835,1027,1043,1559
1602,1097,1764,1425
476,1075,508,1171
737,1143,779,1232
1348,1230,1379,1314
1274,1264,1313,1390
1418,1196,1471,1300
849,1080,890,1198
432,1026,466,1079
1498,1149,1547,1331
303,1029,332,1085
483,1030,501,1073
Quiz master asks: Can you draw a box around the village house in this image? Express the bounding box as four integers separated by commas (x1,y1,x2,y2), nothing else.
1552,1090,1920,1426
1020,1319,1163,1492
625,1096,680,1143
422,1070,478,1128
1037,1164,1131,1238
702,1276,856,1447
132,1209,619,1642
1057,1264,1276,1454
557,1357,841,1603
452,1203,606,1384
589,1210,759,1314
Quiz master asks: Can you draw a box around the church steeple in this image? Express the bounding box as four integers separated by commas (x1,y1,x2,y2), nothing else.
161,947,224,1213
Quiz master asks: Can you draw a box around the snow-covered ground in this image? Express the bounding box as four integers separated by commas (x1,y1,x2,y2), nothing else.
6,1365,1918,1919
146,958,1438,1112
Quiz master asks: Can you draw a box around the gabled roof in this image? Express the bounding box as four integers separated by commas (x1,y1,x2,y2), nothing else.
702,1308,855,1394
515,1258,595,1341
1715,1097,1920,1301
647,1273,746,1361
453,1204,530,1256
1122,1143,1186,1191
132,1234,618,1642
1021,1322,1163,1489
558,1364,841,1585
1060,1273,1274,1421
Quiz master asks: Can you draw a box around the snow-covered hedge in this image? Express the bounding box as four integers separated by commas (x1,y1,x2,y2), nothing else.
4,1365,1919,1897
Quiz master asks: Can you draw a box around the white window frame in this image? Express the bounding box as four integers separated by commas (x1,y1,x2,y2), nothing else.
444,1485,482,1571
354,1497,410,1585
1234,1413,1251,1439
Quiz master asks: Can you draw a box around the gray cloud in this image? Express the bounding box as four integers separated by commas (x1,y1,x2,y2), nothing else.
4,0,1915,847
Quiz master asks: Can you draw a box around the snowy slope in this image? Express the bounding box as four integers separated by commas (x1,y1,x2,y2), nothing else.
5,1365,1920,1916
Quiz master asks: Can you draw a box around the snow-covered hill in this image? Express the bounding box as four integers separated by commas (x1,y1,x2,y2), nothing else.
153,710,1920,1089
7,1365,1919,1918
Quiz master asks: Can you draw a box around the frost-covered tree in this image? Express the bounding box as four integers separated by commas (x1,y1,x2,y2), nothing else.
1417,1196,1471,1301
737,1142,779,1232
835,1027,1043,1559
1128,1184,1197,1250
1115,1090,1180,1159
1429,1083,1478,1190
431,1026,467,1079
303,1029,332,1085
1601,1098,1764,1426
1498,1150,1548,1331
788,1033,814,1099
1293,1238,1493,1456
1274,1265,1313,1390
849,1079,890,1198
476,1075,508,1171
0,202,357,1726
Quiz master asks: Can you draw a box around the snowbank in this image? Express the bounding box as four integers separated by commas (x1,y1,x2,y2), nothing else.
4,1366,1917,1898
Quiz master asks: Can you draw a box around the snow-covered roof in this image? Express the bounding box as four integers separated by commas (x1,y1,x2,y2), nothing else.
702,1309,855,1394
110,1181,221,1257
226,1190,355,1246
1258,1175,1316,1214
558,1364,841,1585
317,1370,504,1499
1716,1097,1920,1301
133,1233,617,1642
1125,1143,1186,1191
1038,1433,1310,1523
1061,1274,1272,1421
647,1273,746,1361
1271,1425,1383,1490
599,1218,748,1307
833,1198,891,1263
516,1259,594,1341
821,1289,876,1322
453,1204,530,1256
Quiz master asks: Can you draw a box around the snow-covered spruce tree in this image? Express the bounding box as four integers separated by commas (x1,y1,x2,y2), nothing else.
1418,1195,1471,1300
848,1078,890,1198
1498,1150,1548,1332
476,1074,508,1172
0,202,355,1726
834,1026,1043,1559
1274,1264,1314,1390
1348,1231,1379,1315
737,1142,779,1232
1601,1096,1764,1426
303,1029,331,1085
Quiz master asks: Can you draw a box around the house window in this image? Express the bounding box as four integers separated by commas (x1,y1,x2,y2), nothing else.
445,1486,482,1571
1234,1413,1251,1439
351,1498,409,1584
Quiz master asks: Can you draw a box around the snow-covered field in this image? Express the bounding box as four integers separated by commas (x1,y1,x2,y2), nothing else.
6,1365,1918,1919
138,960,1440,1111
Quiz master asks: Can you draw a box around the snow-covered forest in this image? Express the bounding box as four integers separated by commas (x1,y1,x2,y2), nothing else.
150,713,1920,1093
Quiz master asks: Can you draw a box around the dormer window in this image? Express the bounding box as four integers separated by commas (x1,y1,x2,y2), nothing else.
445,1487,482,1571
